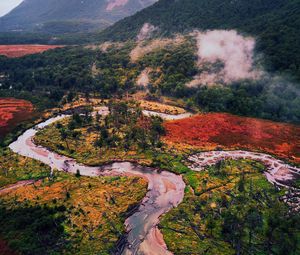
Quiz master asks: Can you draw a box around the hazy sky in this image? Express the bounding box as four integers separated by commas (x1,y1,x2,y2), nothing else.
0,0,23,17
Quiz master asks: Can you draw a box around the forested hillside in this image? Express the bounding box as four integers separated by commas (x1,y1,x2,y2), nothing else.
0,1,299,123
99,0,300,79
1,1,300,254
0,0,157,34
1,39,300,124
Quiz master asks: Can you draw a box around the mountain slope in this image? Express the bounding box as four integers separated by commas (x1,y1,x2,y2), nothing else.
99,0,300,79
0,0,157,33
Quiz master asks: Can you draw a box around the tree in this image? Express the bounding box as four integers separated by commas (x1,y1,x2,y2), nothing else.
59,128,70,151
75,169,81,178
222,211,244,255
245,208,262,253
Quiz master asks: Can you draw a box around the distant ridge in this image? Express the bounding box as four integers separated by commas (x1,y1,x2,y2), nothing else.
0,0,157,34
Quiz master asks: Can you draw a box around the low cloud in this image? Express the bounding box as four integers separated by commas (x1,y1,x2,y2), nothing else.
106,0,129,11
188,30,262,86
137,68,151,87
137,23,158,42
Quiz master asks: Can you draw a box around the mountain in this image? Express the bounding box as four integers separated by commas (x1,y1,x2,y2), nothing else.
0,0,157,34
99,0,300,79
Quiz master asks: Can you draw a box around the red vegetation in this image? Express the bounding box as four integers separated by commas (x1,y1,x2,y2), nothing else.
0,98,34,137
0,45,64,58
164,113,300,163
0,239,18,255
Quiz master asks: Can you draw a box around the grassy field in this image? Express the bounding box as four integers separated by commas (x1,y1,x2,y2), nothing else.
34,116,154,166
34,101,168,167
0,148,51,188
159,159,300,255
31,104,300,254
0,45,63,58
0,103,151,254
0,98,34,138
0,171,147,255
33,115,193,176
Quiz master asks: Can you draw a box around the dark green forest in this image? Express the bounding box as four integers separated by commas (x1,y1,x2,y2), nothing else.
0,1,300,122
1,0,299,80
0,32,100,45
98,0,300,80
1,39,300,123
0,205,67,254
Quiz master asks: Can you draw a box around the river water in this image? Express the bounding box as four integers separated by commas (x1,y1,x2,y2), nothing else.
8,109,300,254
8,112,185,255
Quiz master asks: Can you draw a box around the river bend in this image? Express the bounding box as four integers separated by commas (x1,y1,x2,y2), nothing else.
7,110,300,254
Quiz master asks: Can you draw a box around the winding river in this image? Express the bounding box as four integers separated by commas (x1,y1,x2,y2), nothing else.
188,150,300,189
8,111,185,255
7,108,300,254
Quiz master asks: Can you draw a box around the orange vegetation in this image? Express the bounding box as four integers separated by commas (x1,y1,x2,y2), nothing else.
1,174,147,252
0,45,64,58
0,98,34,137
164,113,300,163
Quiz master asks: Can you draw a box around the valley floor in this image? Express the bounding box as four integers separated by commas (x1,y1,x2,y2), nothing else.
0,99,299,255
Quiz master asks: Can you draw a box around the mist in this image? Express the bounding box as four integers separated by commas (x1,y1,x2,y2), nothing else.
187,30,300,122
189,30,261,86
106,0,129,11
137,68,151,87
130,37,184,62
137,23,158,41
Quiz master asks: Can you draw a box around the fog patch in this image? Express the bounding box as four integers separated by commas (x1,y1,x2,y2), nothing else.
137,23,158,42
264,75,300,122
106,0,129,11
99,41,114,52
188,30,262,86
137,68,152,87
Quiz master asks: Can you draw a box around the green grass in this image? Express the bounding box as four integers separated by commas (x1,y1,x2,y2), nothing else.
33,113,159,166
31,112,300,254
159,159,300,255
0,148,51,188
